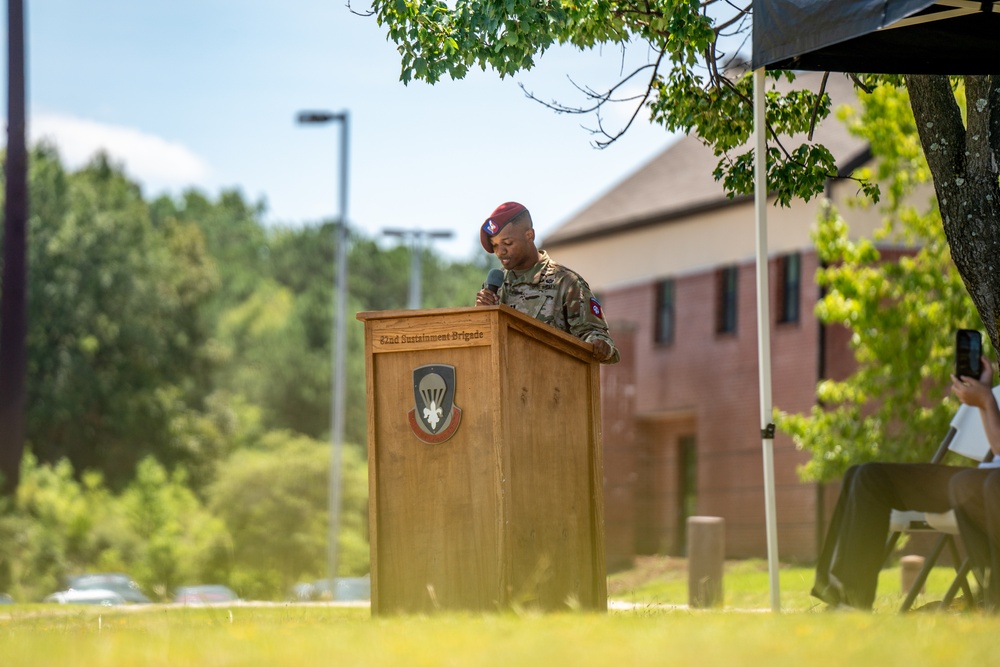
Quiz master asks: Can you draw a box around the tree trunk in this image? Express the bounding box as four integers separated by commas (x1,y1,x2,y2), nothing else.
906,74,1000,351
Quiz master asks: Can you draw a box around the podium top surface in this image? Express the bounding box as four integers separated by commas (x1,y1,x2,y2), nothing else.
356,305,595,361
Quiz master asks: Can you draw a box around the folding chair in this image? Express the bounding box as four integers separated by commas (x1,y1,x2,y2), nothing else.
885,386,1000,611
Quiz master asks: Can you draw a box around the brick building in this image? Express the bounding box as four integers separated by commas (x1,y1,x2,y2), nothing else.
541,72,898,569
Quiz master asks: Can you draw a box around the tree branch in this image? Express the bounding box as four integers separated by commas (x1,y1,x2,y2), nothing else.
346,0,373,17
519,51,666,148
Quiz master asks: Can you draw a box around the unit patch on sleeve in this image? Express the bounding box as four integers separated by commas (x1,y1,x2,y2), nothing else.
589,297,604,319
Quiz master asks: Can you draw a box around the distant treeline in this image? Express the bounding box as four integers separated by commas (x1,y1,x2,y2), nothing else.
0,144,491,601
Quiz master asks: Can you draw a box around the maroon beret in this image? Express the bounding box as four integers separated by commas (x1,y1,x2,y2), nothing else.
480,202,529,253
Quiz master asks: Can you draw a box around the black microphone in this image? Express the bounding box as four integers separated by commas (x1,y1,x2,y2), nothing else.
485,269,504,294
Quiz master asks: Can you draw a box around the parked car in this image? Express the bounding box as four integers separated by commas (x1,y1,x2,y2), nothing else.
66,573,150,603
293,575,370,602
44,588,126,605
291,582,315,601
173,585,240,605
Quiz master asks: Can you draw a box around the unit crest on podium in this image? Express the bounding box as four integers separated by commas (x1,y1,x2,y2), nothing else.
408,364,462,444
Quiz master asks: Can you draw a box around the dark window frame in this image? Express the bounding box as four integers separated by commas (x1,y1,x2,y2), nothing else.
716,265,738,334
654,278,675,345
778,253,801,324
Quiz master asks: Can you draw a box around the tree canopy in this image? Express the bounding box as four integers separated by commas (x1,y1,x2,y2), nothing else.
776,83,985,481
0,144,489,490
0,143,491,599
367,0,1000,349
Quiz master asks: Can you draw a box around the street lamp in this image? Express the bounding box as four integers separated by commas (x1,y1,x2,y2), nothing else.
382,228,454,309
296,109,349,597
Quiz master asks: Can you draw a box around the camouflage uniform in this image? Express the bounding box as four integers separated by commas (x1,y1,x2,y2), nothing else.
497,251,620,364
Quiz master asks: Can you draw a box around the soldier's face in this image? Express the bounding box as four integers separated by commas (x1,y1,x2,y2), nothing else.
490,224,536,271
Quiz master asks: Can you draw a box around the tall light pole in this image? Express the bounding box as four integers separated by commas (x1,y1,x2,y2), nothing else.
382,228,454,309
296,110,349,597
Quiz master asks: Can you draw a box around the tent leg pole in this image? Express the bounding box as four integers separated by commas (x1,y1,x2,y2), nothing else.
754,66,781,613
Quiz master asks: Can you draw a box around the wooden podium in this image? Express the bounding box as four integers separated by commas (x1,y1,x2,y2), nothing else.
357,305,607,614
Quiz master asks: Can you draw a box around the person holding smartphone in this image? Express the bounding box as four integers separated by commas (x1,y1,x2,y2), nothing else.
812,346,1000,611
946,356,1000,611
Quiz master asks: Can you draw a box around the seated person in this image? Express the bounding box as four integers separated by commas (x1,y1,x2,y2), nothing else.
812,355,1000,610
946,369,1000,611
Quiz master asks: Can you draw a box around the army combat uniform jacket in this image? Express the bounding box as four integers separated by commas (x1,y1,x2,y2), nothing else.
497,251,620,364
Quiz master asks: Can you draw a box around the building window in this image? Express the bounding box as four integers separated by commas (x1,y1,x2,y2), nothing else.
677,435,698,556
654,279,675,345
716,265,738,334
778,253,801,323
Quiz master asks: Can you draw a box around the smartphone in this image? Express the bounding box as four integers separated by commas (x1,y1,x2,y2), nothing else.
956,329,983,379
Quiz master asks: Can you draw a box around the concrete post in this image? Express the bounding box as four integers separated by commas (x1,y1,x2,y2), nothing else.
901,554,925,596
688,516,725,608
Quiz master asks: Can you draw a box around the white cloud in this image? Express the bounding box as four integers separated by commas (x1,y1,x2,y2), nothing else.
29,113,211,192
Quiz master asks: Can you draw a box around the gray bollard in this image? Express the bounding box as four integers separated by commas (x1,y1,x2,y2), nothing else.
687,516,725,608
901,554,926,596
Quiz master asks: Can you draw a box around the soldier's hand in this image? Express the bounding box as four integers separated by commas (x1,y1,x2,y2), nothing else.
475,289,499,307
592,340,613,362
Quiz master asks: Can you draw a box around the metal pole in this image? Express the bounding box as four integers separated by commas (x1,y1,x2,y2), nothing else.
408,233,421,309
329,113,349,598
296,109,349,599
382,229,453,310
754,67,781,613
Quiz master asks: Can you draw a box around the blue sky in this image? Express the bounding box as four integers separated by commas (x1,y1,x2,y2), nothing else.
7,0,675,259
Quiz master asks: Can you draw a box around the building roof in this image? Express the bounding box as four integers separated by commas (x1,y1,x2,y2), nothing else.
543,71,870,248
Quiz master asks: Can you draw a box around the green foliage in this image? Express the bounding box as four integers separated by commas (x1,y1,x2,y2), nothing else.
373,0,712,83
0,141,492,599
226,223,362,443
23,146,218,487
420,246,496,308
150,189,268,320
371,1,1000,355
371,2,876,208
227,226,486,445
207,432,369,598
164,390,267,494
0,452,99,600
0,452,225,602
653,69,861,206
0,442,366,602
216,279,323,430
118,458,233,598
369,0,988,479
775,84,984,481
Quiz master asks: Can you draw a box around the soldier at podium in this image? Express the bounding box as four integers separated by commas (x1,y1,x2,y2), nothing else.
474,201,620,364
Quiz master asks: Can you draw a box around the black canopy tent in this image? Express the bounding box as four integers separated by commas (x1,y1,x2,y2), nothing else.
749,0,1000,611
754,1,1000,75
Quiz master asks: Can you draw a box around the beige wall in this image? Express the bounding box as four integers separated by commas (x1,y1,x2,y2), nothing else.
543,184,897,293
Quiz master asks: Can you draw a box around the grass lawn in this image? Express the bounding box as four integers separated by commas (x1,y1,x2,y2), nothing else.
1,559,992,666
607,556,968,612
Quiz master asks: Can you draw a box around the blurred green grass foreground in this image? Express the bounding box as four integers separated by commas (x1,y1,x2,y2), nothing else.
1,558,996,667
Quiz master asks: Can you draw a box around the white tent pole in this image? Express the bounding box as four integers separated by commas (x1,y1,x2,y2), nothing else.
754,66,781,613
